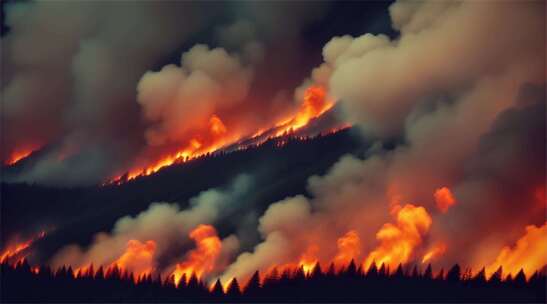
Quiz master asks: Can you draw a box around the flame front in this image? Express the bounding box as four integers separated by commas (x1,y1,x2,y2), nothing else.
109,85,340,184
333,230,361,267
274,85,334,137
109,240,156,280
171,224,222,285
364,204,432,271
0,231,46,263
485,222,547,279
4,148,38,166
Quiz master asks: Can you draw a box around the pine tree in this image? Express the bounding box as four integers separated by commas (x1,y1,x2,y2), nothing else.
226,278,242,298
472,267,487,284
311,262,323,279
514,269,527,286
345,259,357,277
95,266,105,280
211,279,224,298
489,266,502,284
245,270,261,295
367,262,379,278
423,264,433,280
394,264,404,278
446,264,461,282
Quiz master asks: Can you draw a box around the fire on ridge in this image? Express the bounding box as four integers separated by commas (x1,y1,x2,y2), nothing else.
108,85,340,184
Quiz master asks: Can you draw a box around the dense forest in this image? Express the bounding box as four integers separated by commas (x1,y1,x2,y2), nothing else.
2,259,545,303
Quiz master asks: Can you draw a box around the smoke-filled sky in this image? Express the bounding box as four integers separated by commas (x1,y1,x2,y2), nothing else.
1,0,545,287
1,0,395,185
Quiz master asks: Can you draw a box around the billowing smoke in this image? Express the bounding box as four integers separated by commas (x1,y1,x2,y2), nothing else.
51,175,250,278
1,2,213,185
216,0,545,282
1,1,332,185
5,0,545,285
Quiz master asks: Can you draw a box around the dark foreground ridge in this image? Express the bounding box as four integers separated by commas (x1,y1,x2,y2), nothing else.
2,260,545,303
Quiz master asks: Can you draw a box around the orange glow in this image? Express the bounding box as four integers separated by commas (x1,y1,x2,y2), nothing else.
107,86,345,185
4,148,37,166
0,231,46,263
485,221,547,279
171,225,222,286
333,230,361,267
298,244,319,275
114,114,236,182
434,187,456,213
209,115,227,135
364,204,432,271
109,240,156,281
422,242,447,264
274,86,334,137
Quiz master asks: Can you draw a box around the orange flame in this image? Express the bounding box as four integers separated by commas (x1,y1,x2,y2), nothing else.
274,85,334,137
0,231,46,263
109,240,156,281
485,221,547,279
364,204,432,271
171,224,222,286
4,148,38,166
422,242,447,264
434,187,456,213
334,230,361,267
118,114,235,181
298,244,319,275
209,115,227,135
108,85,343,184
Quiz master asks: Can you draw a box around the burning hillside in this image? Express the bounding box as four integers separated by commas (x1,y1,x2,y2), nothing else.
1,0,545,302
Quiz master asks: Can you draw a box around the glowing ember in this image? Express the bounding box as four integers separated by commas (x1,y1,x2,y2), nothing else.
171,225,222,286
485,221,547,279
434,187,456,213
0,231,46,263
364,204,432,271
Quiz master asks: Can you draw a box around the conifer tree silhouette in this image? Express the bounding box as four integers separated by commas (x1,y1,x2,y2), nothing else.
423,263,433,280
226,278,242,299
446,264,461,282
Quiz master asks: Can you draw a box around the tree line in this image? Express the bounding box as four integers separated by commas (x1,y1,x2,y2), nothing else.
1,259,545,302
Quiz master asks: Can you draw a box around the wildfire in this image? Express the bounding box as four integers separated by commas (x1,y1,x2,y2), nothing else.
298,245,319,275
109,240,156,280
171,225,222,286
333,230,361,267
364,204,432,271
485,221,547,279
0,231,46,263
105,85,340,185
4,148,38,166
117,114,236,182
274,85,334,137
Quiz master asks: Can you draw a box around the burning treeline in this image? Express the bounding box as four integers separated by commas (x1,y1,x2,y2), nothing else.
2,257,545,303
